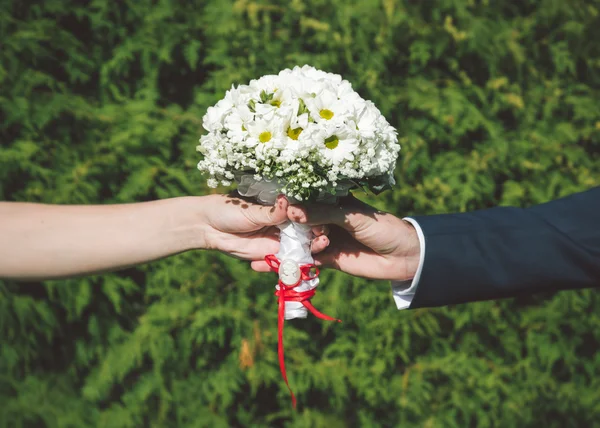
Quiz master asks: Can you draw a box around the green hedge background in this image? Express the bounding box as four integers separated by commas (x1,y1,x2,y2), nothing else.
1,0,600,426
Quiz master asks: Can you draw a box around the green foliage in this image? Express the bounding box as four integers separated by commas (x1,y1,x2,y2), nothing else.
1,0,600,426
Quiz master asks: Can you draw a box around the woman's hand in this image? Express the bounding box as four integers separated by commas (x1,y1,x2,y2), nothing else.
199,193,330,260
0,194,330,281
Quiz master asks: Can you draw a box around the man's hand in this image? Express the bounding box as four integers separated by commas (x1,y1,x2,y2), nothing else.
251,195,420,281
199,194,330,261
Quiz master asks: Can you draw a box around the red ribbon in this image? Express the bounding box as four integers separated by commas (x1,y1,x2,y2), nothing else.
264,254,341,409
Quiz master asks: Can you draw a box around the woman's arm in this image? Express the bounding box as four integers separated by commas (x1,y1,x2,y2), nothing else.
0,197,204,280
0,194,329,281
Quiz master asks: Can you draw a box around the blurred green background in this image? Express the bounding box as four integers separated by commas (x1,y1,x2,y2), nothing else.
1,0,600,426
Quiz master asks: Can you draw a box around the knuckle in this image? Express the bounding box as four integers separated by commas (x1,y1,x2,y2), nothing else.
263,206,274,223
345,212,368,231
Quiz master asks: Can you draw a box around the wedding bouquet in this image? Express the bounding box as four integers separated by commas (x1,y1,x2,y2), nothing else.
197,65,400,406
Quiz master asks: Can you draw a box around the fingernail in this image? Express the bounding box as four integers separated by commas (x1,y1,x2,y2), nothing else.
291,207,303,221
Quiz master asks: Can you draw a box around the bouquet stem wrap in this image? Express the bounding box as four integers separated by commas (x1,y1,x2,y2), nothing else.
275,221,318,319
237,175,341,407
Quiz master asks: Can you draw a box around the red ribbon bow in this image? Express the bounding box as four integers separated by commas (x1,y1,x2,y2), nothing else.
264,254,341,409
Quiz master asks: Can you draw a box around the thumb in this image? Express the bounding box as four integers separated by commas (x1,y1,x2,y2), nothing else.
287,197,378,237
246,195,289,227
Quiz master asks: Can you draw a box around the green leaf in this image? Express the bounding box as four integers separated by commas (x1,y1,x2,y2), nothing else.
183,40,202,69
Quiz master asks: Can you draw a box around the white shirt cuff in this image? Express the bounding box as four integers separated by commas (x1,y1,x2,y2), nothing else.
390,217,425,310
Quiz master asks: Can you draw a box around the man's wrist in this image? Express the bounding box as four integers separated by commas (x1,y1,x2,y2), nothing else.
401,219,421,281
387,217,425,310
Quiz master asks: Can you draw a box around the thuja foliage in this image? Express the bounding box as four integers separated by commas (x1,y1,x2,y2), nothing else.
1,0,600,426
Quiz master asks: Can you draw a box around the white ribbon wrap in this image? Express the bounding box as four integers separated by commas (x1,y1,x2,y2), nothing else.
236,174,351,320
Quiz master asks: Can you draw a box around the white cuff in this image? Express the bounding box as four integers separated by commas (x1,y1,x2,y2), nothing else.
390,217,425,310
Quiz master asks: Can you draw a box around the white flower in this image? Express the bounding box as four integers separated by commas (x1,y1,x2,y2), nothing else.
222,84,252,108
250,74,281,93
284,75,327,100
306,88,350,125
202,102,229,133
353,101,381,139
246,117,286,151
336,79,359,101
297,65,342,85
224,105,254,142
315,123,359,165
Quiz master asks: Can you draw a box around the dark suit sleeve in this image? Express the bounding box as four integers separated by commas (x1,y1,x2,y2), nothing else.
409,187,600,308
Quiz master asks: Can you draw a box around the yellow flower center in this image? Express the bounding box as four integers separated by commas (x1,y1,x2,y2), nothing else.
319,109,334,120
324,135,339,149
270,100,281,108
259,131,272,143
287,127,303,140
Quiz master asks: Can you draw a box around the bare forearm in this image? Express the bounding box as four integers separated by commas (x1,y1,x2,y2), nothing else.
0,197,206,280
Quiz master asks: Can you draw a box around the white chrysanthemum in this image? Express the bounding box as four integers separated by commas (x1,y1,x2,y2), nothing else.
224,105,254,142
306,89,350,124
202,100,230,133
352,101,381,140
296,65,343,85
250,74,281,93
314,123,359,165
336,79,359,101
282,74,327,100
246,117,286,151
222,84,253,108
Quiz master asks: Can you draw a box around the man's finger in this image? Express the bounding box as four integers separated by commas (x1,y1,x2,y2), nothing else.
249,234,329,273
250,260,275,272
310,235,329,254
287,200,377,236
312,247,339,269
251,249,338,272
311,225,329,237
